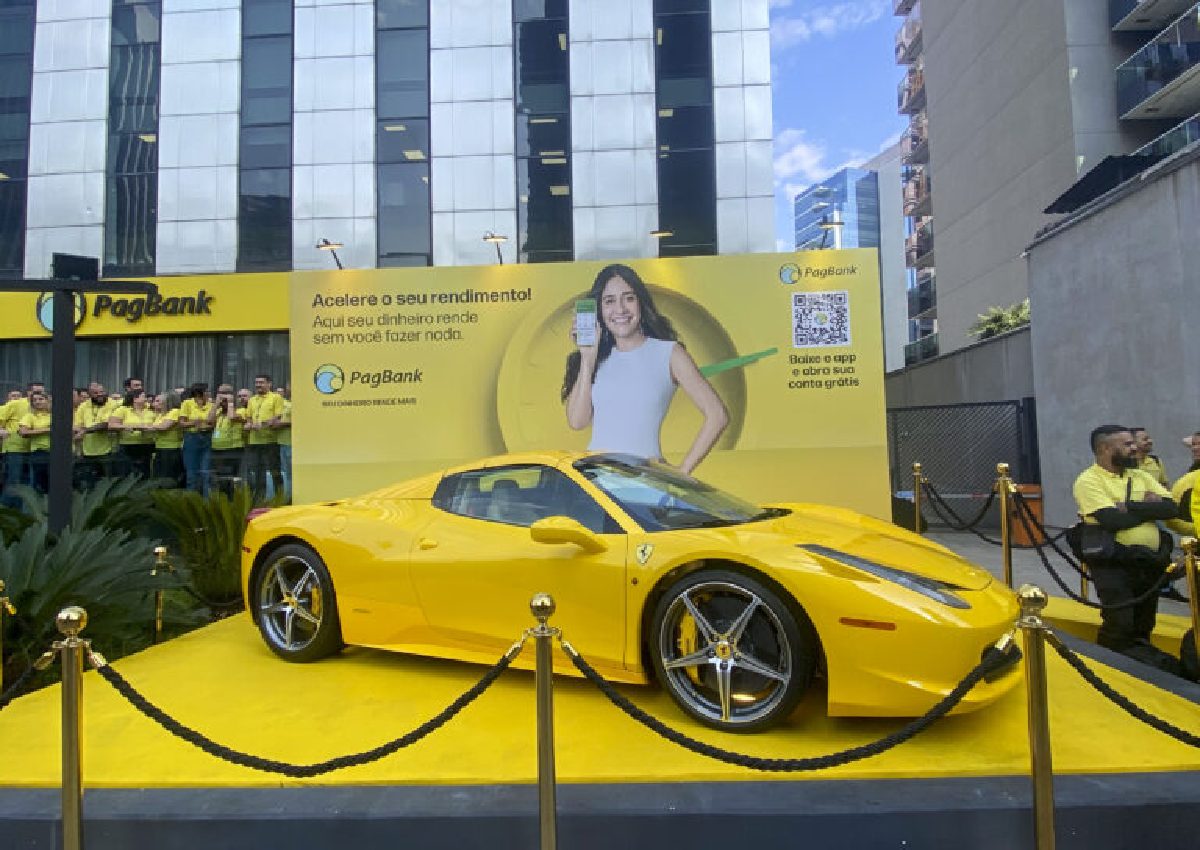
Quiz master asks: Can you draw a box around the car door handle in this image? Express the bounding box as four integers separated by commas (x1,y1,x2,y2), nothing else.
418,537,438,550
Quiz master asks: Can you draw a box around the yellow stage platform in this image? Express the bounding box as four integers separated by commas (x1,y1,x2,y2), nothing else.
1,605,1197,789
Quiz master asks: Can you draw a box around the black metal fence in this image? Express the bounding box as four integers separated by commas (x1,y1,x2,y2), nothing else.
889,398,1040,528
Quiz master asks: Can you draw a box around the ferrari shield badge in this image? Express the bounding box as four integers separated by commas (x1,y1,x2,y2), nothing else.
635,543,654,565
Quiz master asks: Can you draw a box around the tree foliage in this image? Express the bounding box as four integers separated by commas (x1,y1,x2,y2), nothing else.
968,299,1030,340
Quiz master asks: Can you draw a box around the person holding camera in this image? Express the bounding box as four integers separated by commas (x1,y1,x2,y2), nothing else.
208,384,246,493
1072,424,1180,672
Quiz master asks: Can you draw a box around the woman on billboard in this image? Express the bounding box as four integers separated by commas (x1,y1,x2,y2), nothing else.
561,264,728,474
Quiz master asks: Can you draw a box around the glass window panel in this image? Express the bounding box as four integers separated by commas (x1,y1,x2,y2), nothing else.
515,113,570,157
516,156,572,261
242,36,292,126
377,29,429,119
656,149,715,247
655,12,711,81
654,0,710,13
0,8,34,56
243,0,293,37
104,173,157,275
0,179,25,275
111,4,161,46
240,124,291,169
109,44,160,132
379,253,431,268
107,133,158,175
514,0,568,21
0,138,27,177
655,103,712,151
376,0,428,30
376,118,429,164
377,162,431,260
515,20,569,113
238,168,292,271
656,76,709,109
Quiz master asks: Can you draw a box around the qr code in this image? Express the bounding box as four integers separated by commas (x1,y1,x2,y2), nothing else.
793,291,850,348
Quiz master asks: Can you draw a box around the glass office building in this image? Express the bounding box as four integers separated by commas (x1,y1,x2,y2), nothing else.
4,0,773,279
791,166,881,251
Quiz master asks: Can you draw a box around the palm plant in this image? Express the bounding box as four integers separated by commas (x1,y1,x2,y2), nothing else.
151,486,254,606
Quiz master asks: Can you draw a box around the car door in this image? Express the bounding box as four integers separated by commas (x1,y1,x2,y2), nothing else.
408,464,628,670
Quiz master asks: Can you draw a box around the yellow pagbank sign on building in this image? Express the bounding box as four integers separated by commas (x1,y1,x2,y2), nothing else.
290,250,890,517
0,252,888,515
0,272,291,338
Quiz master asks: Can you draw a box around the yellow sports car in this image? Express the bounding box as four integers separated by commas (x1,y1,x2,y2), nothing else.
242,451,1021,731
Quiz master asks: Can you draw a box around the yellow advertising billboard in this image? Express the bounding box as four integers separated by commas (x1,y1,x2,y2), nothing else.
291,251,890,517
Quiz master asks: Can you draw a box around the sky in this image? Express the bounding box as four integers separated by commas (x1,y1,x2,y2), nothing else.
769,0,908,250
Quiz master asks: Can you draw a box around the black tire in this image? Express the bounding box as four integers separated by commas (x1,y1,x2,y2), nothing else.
252,543,343,662
1182,628,1199,683
650,569,818,732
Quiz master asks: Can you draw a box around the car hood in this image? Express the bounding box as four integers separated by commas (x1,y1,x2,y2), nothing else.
754,503,994,591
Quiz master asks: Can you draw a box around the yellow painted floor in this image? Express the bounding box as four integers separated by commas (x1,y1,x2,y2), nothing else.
0,613,1198,789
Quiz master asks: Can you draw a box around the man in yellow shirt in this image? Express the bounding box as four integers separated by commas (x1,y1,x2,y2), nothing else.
1129,427,1169,487
73,382,119,489
276,385,292,502
244,374,284,499
1073,424,1179,672
18,391,52,493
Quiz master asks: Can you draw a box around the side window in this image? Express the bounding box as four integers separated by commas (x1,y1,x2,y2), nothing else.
431,465,621,533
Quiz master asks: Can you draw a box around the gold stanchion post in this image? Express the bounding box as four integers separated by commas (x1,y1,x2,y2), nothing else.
530,593,559,850
1183,539,1200,646
997,463,1015,588
1017,585,1056,850
912,462,924,536
55,606,88,850
0,579,14,691
151,546,173,644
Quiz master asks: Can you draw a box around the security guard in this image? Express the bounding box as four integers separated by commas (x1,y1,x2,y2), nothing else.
1073,424,1179,672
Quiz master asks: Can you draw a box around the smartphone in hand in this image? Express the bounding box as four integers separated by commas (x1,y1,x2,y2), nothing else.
574,298,598,347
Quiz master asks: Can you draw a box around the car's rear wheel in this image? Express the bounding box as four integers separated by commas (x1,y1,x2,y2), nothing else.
651,569,817,732
254,543,342,662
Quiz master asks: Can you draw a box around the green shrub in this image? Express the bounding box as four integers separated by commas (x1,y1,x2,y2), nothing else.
151,486,254,606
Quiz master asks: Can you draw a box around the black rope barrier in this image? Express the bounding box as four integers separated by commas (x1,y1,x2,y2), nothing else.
177,585,244,611
921,483,997,534
1045,631,1200,749
1011,493,1178,612
0,665,38,712
561,639,1022,772
93,641,524,777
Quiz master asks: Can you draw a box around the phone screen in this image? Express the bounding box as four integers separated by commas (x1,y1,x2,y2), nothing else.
574,298,598,346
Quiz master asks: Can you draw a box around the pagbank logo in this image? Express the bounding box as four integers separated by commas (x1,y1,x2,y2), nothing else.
35,292,87,332
313,364,345,395
778,263,801,285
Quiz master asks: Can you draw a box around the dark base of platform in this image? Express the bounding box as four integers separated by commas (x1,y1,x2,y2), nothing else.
3,773,1200,850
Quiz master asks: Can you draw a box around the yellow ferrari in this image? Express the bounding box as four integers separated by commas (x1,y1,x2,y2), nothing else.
242,451,1021,731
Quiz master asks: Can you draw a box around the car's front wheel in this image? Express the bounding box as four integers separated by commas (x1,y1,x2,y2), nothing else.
253,543,343,662
651,570,817,732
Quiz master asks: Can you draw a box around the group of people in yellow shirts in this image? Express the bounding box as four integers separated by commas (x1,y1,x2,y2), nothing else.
0,374,292,504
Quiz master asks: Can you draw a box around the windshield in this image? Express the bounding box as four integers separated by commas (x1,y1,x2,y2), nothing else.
575,455,787,532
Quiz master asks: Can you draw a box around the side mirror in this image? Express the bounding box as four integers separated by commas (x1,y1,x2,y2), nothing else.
530,516,607,553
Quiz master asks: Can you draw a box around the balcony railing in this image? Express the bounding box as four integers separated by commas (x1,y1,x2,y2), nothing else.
895,0,918,16
903,167,931,215
1116,3,1200,117
906,271,936,318
895,16,923,64
905,218,934,267
1111,0,1195,31
904,332,939,366
1133,110,1200,158
902,114,929,163
898,66,926,114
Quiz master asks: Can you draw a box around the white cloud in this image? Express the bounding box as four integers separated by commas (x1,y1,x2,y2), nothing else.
774,127,906,203
771,1,891,51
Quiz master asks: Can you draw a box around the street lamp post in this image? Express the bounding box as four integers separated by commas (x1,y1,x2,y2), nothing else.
316,238,344,269
482,231,508,264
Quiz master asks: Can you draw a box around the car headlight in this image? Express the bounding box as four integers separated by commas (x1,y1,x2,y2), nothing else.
799,544,972,610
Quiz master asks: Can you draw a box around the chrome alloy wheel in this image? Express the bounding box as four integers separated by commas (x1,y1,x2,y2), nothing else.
258,555,325,652
658,580,793,726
